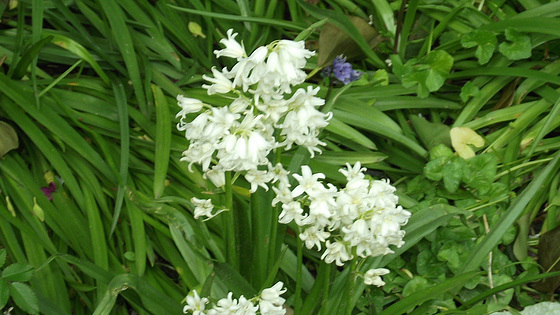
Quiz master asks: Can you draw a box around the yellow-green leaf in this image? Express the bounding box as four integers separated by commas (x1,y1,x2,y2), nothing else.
450,127,484,159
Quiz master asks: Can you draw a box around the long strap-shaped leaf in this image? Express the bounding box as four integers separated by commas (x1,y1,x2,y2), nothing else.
99,0,147,115
93,273,182,314
109,78,130,236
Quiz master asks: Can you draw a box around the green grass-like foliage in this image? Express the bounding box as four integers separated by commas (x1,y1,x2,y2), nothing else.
1,0,560,314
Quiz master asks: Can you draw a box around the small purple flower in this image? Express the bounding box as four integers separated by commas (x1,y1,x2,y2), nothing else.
323,55,362,85
41,182,56,200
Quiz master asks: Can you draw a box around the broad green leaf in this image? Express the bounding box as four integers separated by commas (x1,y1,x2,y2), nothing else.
372,69,389,86
442,157,466,193
437,243,463,271
460,30,497,65
406,175,433,195
390,54,413,81
417,251,447,278
424,157,448,181
498,28,532,60
0,280,9,309
430,144,454,161
2,263,34,282
421,51,454,92
410,115,452,150
402,276,429,297
10,282,39,315
463,154,498,195
460,81,481,103
0,121,18,158
401,50,454,98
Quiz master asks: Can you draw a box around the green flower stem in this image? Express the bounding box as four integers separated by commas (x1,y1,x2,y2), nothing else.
267,148,283,271
267,200,279,273
294,232,303,314
319,262,332,315
345,253,358,315
224,171,238,270
251,191,265,288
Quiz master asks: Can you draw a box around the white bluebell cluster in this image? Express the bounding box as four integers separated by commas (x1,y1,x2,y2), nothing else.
273,162,411,266
183,281,287,315
176,29,331,202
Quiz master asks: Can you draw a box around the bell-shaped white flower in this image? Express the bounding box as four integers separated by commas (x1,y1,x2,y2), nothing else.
291,165,325,198
176,95,204,131
321,240,353,266
299,225,330,250
202,67,235,95
213,29,246,59
363,268,390,286
183,290,209,315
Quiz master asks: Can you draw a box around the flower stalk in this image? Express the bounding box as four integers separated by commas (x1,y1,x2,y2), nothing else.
224,171,238,270
294,233,304,314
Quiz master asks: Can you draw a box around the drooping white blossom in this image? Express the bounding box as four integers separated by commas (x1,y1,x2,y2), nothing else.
183,291,209,315
202,67,235,95
176,95,204,131
258,281,287,315
363,268,390,287
213,29,246,60
190,197,216,220
183,282,287,315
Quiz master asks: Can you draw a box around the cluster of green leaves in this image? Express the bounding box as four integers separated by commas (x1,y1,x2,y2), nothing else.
0,249,38,314
424,146,503,197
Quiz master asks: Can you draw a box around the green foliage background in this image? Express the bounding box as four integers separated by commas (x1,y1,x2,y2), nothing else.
1,0,560,314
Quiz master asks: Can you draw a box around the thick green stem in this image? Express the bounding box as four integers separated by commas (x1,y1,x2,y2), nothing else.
294,232,303,313
267,148,283,272
225,171,238,270
345,255,358,315
251,192,265,288
319,262,332,315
